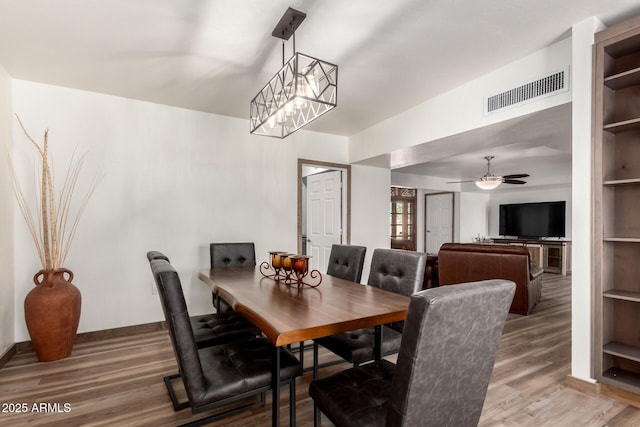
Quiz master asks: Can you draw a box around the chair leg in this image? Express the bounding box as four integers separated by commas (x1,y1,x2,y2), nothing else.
289,380,296,427
164,373,190,411
314,403,321,427
313,341,319,380
299,341,305,371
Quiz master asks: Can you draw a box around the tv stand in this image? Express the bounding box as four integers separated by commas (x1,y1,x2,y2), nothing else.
491,238,571,275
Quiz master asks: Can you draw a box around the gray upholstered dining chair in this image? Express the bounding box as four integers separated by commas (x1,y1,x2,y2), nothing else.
209,242,256,312
147,250,259,348
313,248,426,374
326,244,367,283
146,251,260,410
309,279,516,427
297,244,367,371
149,257,302,425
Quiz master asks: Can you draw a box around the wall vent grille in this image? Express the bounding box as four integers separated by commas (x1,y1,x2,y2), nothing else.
485,67,569,114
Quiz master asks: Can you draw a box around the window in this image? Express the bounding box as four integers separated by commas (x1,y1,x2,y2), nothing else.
390,187,417,251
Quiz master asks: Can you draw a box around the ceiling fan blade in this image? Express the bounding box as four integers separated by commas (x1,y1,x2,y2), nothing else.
446,180,476,184
502,173,529,179
503,179,527,185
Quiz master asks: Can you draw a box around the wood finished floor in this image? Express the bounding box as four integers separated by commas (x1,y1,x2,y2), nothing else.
2,274,640,426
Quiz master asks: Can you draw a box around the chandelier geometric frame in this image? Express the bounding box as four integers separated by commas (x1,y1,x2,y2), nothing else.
249,7,338,138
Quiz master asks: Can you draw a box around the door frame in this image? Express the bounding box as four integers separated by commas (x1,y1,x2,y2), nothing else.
297,159,351,254
424,191,455,253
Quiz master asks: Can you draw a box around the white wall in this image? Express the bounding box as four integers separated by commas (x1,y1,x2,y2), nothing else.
0,64,14,357
11,80,353,341
487,185,573,239
349,38,572,163
390,171,460,193
351,164,391,282
458,192,490,243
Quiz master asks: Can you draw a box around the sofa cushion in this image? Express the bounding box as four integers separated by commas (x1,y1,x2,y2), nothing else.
438,243,540,315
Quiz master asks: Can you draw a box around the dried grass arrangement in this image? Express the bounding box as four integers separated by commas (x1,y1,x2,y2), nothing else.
9,115,102,361
9,115,101,270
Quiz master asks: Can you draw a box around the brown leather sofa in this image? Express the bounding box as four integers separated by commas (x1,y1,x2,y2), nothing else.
437,243,543,315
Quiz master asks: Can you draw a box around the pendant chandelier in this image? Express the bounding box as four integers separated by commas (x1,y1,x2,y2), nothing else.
250,7,338,138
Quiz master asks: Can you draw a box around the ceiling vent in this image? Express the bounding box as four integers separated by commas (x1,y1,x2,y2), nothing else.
484,67,569,114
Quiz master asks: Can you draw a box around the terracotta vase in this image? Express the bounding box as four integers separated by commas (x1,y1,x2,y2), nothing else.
24,268,82,362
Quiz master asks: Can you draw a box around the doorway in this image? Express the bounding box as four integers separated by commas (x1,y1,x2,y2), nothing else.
297,159,351,272
391,187,417,251
424,192,454,254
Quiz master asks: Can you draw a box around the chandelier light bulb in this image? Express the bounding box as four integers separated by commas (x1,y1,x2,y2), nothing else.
306,70,318,98
284,99,295,115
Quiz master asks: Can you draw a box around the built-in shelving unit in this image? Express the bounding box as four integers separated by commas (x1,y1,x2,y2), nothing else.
593,16,640,402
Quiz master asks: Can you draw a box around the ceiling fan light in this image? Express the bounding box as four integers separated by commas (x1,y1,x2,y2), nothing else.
475,178,502,190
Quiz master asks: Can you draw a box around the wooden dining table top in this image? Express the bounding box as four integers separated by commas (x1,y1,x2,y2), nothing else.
198,266,411,347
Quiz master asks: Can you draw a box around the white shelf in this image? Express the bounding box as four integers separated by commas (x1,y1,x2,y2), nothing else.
604,289,640,303
604,342,640,363
603,237,640,243
603,178,640,186
604,66,640,90
604,118,640,133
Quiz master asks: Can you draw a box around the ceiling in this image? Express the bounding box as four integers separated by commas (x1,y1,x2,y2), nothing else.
1,0,639,188
391,103,574,190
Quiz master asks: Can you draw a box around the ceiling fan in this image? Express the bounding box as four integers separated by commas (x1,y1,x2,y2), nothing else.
447,156,529,190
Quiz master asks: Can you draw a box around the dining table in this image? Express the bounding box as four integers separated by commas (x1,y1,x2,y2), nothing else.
198,265,411,427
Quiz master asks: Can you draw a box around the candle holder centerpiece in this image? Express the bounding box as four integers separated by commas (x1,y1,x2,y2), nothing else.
260,251,322,288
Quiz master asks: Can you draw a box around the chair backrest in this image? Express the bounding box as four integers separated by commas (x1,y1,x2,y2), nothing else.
210,242,256,268
147,250,170,262
437,243,533,315
326,244,367,283
367,249,427,296
386,279,515,427
149,258,207,405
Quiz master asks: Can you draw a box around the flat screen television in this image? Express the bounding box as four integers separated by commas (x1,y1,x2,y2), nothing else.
499,201,566,239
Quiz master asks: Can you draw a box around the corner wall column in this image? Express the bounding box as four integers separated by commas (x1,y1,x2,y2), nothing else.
570,16,605,383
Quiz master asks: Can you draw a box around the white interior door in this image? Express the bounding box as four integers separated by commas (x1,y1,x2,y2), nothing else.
306,170,343,272
425,192,453,254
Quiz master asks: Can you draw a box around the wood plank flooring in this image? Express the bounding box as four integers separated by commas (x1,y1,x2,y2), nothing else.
2,274,640,426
